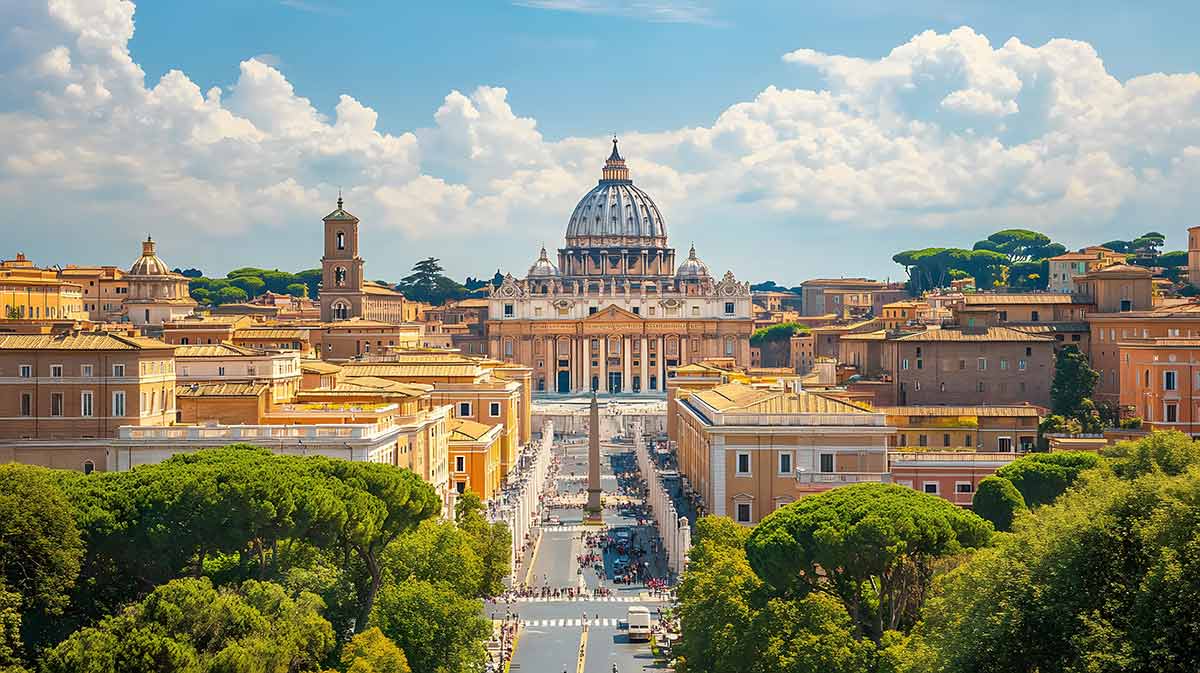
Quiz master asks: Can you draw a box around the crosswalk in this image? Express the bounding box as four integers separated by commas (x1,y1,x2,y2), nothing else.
520,617,625,629
540,524,608,533
504,595,650,603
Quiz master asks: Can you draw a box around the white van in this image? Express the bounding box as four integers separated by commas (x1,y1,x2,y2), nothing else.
627,606,652,642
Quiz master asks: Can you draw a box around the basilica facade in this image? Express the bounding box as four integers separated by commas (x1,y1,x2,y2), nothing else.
487,140,753,395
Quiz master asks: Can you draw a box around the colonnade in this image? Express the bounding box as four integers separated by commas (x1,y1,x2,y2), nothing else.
632,421,691,575
560,334,690,394
488,421,553,581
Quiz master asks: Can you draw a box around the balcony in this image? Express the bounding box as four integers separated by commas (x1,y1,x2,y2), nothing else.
795,470,889,485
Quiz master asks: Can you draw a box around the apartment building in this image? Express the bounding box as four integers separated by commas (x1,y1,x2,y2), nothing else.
0,332,176,441
174,343,301,403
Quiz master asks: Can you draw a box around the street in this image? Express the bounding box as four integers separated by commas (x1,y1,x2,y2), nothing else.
485,435,673,673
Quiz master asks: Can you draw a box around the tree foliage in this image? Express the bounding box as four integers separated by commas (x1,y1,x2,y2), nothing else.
370,579,490,673
971,476,1027,532
1102,430,1200,479
395,258,468,306
745,484,991,642
0,466,83,618
750,322,810,346
993,451,1104,508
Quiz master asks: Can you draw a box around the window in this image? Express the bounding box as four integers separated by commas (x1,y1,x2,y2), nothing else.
81,391,93,417
902,359,910,370
724,337,735,356
82,364,93,377
955,482,974,494
923,482,939,495
18,364,32,378
1025,347,1032,357
1031,310,1040,322
778,452,792,475
50,364,63,377
455,456,466,472
504,340,514,357
916,358,923,370
112,364,125,377
943,433,951,447
819,453,834,473
458,402,471,417
958,359,966,370
977,357,987,371
999,310,1008,321
1018,359,1027,371
1165,371,1178,391
589,306,598,315
977,381,985,392
736,502,752,523
964,434,972,447
631,306,639,315
112,391,126,417
489,402,501,417
1000,359,1008,370
504,303,514,317
20,393,32,417
82,461,95,475
918,434,928,447
1166,403,1179,423
724,302,735,315
998,437,1014,452
217,366,226,377
736,452,751,475
336,231,345,250
50,393,64,416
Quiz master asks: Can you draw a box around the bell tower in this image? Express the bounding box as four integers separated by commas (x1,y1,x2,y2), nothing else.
320,194,365,321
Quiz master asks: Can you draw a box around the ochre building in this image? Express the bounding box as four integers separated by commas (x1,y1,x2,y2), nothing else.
487,139,753,394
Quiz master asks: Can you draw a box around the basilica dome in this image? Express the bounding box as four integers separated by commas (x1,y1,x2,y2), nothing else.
676,244,710,279
527,246,560,277
564,139,666,243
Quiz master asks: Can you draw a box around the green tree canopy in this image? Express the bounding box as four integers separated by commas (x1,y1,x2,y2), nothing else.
745,483,992,641
370,579,490,673
0,466,83,617
993,451,1104,508
41,578,335,673
213,286,249,305
971,476,1027,532
339,627,411,673
1050,344,1099,420
396,258,469,306
750,322,811,346
230,275,266,297
1102,430,1200,479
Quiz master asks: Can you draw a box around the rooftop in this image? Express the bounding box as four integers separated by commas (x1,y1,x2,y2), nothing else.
877,405,1042,417
174,343,264,358
299,360,342,374
175,382,268,397
962,293,1077,305
893,326,1056,343
0,332,172,351
692,382,876,415
448,418,497,442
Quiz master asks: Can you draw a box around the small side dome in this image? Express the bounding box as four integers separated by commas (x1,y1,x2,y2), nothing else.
528,246,560,278
676,244,710,279
128,236,173,276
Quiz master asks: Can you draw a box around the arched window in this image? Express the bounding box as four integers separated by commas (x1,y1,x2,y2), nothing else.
336,231,345,250
335,267,347,287
82,460,95,475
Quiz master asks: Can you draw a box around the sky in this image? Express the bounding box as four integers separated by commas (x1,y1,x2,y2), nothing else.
2,1,1199,287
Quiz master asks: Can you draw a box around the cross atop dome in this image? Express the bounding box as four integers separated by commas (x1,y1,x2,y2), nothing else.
601,136,629,183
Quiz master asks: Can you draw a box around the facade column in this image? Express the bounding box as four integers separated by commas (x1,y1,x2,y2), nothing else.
582,336,591,392
599,337,608,392
640,336,649,392
622,336,632,393
656,336,665,390
681,336,688,366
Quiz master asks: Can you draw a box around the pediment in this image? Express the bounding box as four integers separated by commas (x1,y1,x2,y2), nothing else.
585,304,642,322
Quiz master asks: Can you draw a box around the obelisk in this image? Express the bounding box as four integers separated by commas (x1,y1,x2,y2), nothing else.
585,391,603,523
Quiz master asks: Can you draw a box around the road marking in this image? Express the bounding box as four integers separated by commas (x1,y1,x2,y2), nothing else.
576,625,588,673
520,618,621,629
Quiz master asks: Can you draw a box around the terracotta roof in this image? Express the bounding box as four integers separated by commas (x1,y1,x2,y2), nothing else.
673,362,734,375
363,283,403,296
893,327,1055,342
448,418,497,442
962,293,1076,305
841,330,888,341
1010,322,1091,333
175,382,267,397
340,363,482,378
328,377,431,395
1118,338,1200,348
174,343,262,358
235,328,312,339
1080,263,1153,278
454,298,490,308
801,278,885,288
299,360,342,374
692,382,875,415
878,405,1041,417
0,332,172,351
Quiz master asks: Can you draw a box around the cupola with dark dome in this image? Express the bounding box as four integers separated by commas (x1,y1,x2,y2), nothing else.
558,138,676,283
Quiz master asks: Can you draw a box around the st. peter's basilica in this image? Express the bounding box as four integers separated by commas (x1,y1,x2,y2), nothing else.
487,139,753,395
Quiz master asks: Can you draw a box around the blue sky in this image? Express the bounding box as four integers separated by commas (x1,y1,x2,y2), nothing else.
3,0,1200,286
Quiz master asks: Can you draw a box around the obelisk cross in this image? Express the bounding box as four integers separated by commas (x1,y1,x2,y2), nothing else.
585,391,603,521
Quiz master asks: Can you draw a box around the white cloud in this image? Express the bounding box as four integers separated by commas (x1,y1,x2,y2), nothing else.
2,1,1200,279
511,0,717,25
